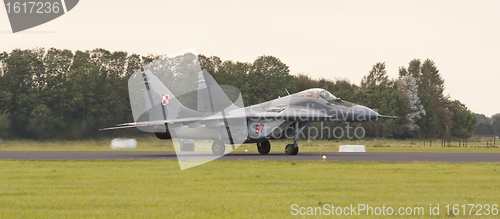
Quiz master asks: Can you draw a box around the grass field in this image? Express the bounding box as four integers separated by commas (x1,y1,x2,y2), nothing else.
0,136,498,153
0,160,499,218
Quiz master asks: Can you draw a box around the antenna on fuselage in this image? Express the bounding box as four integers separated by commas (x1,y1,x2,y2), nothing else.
285,88,290,96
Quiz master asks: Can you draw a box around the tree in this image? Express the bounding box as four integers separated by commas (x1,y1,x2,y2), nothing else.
419,59,453,140
0,52,8,124
43,48,73,120
449,100,477,139
475,122,494,136
246,55,295,105
416,93,438,139
475,113,491,124
492,114,500,136
198,55,223,80
397,74,426,135
2,48,45,137
0,111,10,138
199,55,253,105
399,59,451,140
0,48,482,141
0,90,12,114
354,62,407,138
419,59,445,102
381,89,407,138
293,73,319,92
217,60,252,105
361,62,389,88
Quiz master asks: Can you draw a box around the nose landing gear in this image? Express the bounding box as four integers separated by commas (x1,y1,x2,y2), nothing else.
284,121,310,155
285,143,298,155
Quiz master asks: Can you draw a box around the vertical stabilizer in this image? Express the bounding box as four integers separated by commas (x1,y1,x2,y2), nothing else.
197,69,236,113
142,69,183,121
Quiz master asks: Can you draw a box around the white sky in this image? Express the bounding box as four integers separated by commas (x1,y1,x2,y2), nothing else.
1,0,499,116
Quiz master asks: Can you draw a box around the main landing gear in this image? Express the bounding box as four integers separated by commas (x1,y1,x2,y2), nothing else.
212,140,225,155
255,140,297,155
257,140,271,155
255,122,310,155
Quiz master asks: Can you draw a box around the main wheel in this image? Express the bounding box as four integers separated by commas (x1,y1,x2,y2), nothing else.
285,144,298,155
257,141,271,155
212,140,225,155
292,144,299,155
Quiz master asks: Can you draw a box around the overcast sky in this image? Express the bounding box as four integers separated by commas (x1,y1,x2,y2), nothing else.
1,0,498,116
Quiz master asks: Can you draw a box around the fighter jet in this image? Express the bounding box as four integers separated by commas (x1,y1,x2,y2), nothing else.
102,69,391,155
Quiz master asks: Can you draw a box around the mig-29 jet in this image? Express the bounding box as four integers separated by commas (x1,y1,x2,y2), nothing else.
102,68,391,156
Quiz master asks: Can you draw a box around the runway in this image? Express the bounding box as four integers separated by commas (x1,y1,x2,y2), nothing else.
1,151,499,162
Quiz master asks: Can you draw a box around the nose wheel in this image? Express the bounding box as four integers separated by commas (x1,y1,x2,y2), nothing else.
285,144,298,155
284,122,309,155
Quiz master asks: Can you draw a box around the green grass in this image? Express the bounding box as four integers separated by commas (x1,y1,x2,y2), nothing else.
0,161,499,218
0,137,173,151
1,137,499,153
288,138,500,153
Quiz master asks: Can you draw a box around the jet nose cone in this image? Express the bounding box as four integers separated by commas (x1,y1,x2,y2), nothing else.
369,109,381,121
353,105,380,121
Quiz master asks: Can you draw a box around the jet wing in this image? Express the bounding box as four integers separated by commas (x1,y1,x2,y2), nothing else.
100,107,334,131
100,109,248,131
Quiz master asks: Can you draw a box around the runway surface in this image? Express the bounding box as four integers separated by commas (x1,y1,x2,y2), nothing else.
1,151,499,162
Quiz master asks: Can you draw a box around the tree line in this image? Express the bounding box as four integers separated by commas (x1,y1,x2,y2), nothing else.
0,48,493,140
474,113,500,137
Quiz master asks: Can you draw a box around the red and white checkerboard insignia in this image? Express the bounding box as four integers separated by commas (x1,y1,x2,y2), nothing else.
162,95,170,105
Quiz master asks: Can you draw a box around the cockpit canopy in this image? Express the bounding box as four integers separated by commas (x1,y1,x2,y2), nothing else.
295,88,337,101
